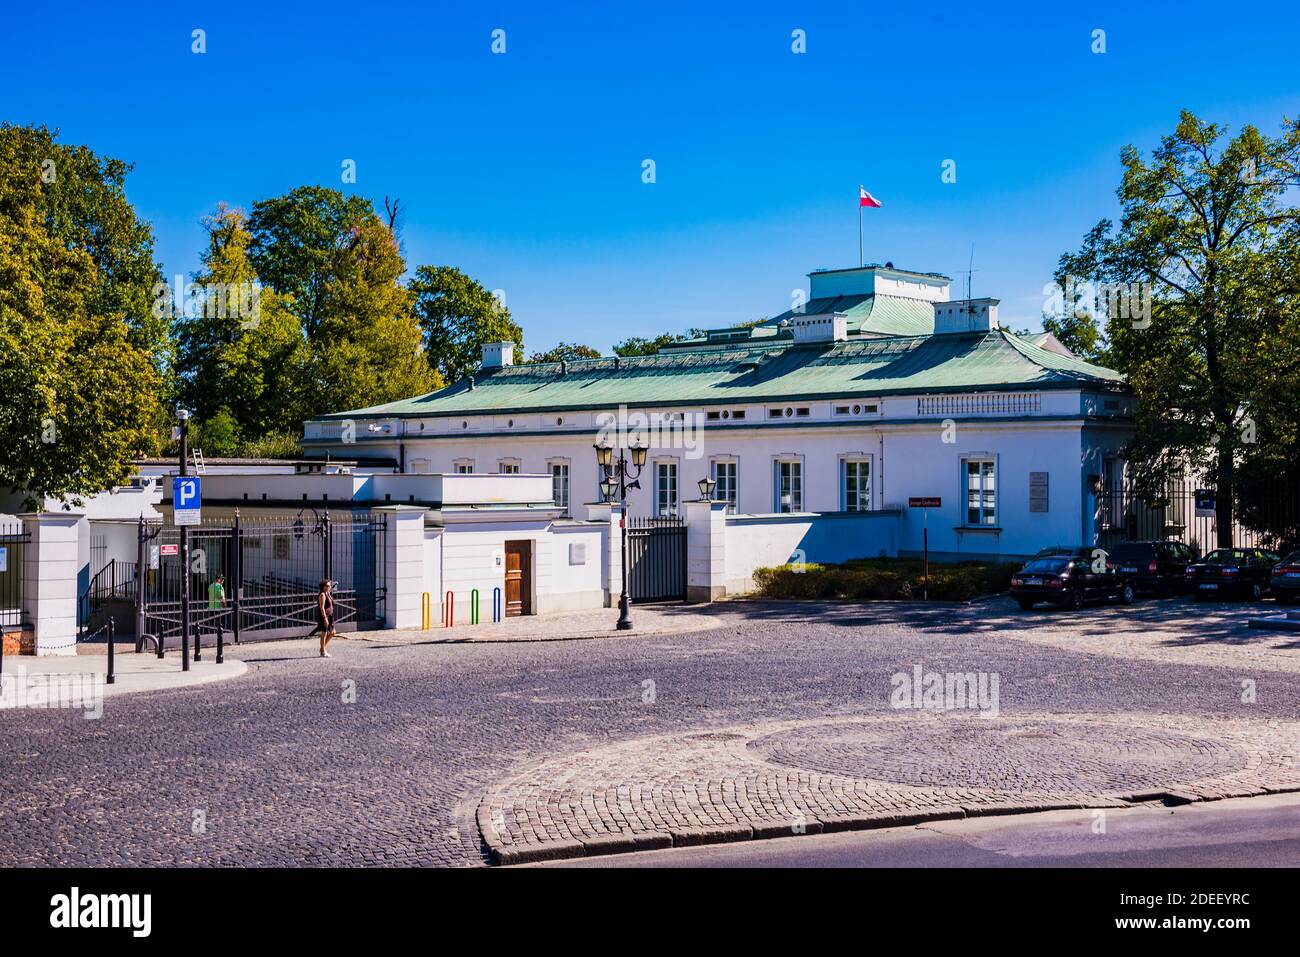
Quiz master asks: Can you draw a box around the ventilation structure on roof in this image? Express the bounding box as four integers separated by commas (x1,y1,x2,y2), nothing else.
789,313,848,343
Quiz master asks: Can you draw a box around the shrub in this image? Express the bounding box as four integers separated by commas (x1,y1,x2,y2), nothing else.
749,557,1018,602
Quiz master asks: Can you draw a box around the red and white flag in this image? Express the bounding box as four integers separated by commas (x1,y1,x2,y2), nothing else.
859,186,882,208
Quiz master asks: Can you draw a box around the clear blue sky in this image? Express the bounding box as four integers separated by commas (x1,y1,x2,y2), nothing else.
4,1,1298,349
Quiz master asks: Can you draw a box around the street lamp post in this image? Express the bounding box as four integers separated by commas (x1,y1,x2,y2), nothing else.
595,440,647,630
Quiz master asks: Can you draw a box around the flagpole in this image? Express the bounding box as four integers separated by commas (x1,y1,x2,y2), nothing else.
858,189,863,267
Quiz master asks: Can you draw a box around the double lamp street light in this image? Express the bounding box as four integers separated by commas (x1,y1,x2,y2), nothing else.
594,440,717,631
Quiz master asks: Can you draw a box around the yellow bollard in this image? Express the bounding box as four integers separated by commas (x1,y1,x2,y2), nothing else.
421,591,431,630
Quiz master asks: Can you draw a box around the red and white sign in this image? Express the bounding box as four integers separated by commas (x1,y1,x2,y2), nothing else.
908,497,941,508
160,543,179,556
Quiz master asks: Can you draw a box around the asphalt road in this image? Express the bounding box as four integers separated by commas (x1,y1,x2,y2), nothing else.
544,792,1300,867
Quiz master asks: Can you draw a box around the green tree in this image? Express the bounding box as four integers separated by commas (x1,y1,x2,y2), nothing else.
195,408,241,457
175,204,310,437
0,125,160,504
613,331,702,356
307,216,440,413
247,185,376,337
1053,111,1300,545
408,265,523,383
529,342,601,363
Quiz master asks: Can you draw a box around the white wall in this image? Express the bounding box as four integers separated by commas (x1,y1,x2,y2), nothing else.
724,512,899,592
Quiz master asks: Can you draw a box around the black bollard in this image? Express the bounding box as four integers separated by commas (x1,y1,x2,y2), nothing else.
194,622,202,662
181,622,190,672
216,619,224,665
106,619,115,685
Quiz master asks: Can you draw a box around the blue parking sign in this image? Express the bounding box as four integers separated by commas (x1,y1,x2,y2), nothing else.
173,476,202,526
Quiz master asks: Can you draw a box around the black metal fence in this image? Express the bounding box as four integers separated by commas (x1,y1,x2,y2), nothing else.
1098,477,1300,554
0,521,28,628
626,516,687,601
79,557,137,632
136,511,386,644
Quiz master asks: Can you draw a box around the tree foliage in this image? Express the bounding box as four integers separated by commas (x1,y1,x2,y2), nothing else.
612,330,704,356
0,124,164,504
247,186,376,339
1053,111,1300,544
408,264,523,383
529,342,601,363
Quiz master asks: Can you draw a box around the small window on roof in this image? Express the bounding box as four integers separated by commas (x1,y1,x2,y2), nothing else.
732,410,745,420
707,410,721,420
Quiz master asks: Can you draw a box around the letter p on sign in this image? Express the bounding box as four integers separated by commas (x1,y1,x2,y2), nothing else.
173,476,202,526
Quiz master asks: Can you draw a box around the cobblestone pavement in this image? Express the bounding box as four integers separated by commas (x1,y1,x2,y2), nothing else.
1,599,1297,866
373,604,719,644
479,712,1300,863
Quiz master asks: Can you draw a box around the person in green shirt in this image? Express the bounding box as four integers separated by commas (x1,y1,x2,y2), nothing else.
208,574,226,610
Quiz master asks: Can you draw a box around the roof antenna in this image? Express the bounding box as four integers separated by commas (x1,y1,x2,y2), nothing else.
959,244,979,330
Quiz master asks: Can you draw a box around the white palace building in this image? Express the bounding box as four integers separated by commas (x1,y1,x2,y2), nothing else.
298,262,1133,581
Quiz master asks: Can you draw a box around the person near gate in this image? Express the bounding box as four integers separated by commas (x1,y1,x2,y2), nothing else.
308,579,337,657
207,574,227,643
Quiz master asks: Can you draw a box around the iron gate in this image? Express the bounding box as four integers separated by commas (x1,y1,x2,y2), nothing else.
136,512,386,644
625,516,687,602
1098,478,1300,554
0,521,29,629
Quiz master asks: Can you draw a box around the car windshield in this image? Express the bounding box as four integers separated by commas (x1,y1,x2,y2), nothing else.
1110,543,1151,561
1203,549,1249,564
1280,551,1300,566
1022,559,1068,574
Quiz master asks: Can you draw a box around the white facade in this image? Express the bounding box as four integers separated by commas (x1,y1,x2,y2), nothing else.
300,388,1134,563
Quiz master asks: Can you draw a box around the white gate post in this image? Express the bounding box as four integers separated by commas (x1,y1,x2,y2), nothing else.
375,505,428,630
685,499,728,602
585,502,623,607
20,512,84,656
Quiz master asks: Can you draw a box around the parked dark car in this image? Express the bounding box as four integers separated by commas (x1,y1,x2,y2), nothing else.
1268,550,1300,603
1110,540,1198,596
1186,547,1282,600
1011,548,1135,611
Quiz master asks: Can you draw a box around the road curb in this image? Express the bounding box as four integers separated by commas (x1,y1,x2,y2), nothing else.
491,786,1300,865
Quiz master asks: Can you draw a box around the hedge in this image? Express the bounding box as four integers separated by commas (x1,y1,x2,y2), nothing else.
749,557,1019,602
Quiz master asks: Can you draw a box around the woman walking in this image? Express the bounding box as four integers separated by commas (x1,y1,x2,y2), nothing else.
309,579,337,657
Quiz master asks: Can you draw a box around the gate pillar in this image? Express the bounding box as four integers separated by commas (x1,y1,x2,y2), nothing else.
585,502,623,608
19,512,84,656
684,499,728,603
375,505,428,630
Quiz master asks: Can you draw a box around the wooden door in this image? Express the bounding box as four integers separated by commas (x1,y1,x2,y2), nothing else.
504,541,531,617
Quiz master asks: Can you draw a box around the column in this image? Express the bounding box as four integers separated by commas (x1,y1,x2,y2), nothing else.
685,499,728,603
585,502,623,607
375,505,429,629
20,512,84,656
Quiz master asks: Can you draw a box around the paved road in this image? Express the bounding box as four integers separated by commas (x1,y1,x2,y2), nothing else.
544,792,1300,867
2,598,1297,866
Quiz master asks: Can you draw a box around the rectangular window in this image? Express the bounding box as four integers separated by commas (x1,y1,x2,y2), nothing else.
963,458,997,526
551,463,570,515
774,460,802,513
454,461,474,474
655,462,678,517
842,459,871,512
712,461,738,513
499,461,520,474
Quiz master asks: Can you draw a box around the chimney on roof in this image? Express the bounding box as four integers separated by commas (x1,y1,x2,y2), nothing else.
482,341,514,368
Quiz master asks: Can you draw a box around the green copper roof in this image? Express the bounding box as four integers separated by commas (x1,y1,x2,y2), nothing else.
666,293,938,347
318,329,1125,420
